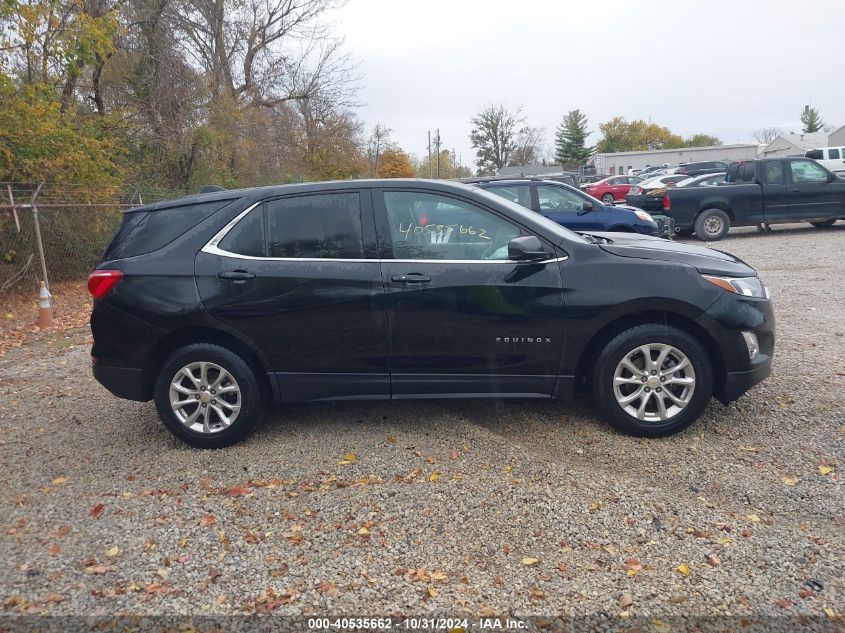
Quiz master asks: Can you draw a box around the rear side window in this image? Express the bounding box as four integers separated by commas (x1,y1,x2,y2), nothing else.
266,193,363,259
764,162,785,185
485,185,532,210
104,200,233,260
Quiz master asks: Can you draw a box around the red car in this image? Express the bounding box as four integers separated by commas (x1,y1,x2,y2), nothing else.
585,175,643,204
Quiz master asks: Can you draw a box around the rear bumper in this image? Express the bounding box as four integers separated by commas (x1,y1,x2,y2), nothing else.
92,363,149,402
717,357,772,404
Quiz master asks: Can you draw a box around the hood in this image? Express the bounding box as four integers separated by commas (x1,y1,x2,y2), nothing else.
588,231,757,276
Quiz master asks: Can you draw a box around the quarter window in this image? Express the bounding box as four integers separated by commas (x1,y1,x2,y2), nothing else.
266,193,364,259
383,191,521,261
218,206,264,256
485,184,532,210
789,160,829,184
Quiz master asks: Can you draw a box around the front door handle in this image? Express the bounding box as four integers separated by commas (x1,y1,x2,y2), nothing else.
391,273,431,284
217,270,256,281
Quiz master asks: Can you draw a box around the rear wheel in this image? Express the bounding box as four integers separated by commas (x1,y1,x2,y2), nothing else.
601,193,615,205
810,219,837,228
592,324,713,437
694,208,730,241
153,343,266,448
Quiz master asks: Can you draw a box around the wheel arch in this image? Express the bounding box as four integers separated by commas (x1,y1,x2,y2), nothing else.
574,309,726,396
696,203,734,222
140,327,276,402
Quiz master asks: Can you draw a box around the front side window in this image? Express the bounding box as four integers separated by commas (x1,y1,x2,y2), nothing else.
383,191,521,261
829,148,841,159
536,185,585,213
485,184,532,210
789,159,829,184
266,193,363,259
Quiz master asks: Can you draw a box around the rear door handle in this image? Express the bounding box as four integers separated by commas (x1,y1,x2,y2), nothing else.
391,273,431,283
217,270,255,281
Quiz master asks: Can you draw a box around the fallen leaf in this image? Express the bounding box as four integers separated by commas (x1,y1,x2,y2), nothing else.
357,527,370,536
706,554,721,567
818,466,833,476
675,563,691,576
427,587,438,598
227,485,252,497
48,543,60,556
747,514,761,522
825,607,836,618
588,501,603,512
521,557,539,566
618,593,633,608
781,475,799,486
449,449,458,460
52,476,67,485
106,546,120,558
89,503,105,519
44,593,64,604
503,464,513,473
428,472,439,482
338,452,357,465
652,619,671,633
156,567,170,578
199,514,216,527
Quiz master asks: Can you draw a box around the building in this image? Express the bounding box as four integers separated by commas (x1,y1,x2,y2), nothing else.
588,144,759,176
496,164,577,178
827,125,845,147
758,132,828,158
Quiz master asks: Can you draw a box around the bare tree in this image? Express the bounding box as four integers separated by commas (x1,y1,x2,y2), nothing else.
752,127,781,145
469,104,524,175
367,123,392,176
508,125,547,166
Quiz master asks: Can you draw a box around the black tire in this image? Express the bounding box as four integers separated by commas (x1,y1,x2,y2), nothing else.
693,209,730,241
810,219,837,228
601,193,615,205
153,343,266,448
592,324,714,437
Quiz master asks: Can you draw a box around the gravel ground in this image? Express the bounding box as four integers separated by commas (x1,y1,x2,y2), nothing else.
1,222,844,631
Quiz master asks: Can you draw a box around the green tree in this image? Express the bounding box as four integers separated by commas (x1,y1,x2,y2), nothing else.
801,106,824,133
469,104,523,175
596,117,685,153
685,134,721,147
554,110,593,166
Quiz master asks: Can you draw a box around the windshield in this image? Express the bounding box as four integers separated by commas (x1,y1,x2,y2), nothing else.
471,186,589,244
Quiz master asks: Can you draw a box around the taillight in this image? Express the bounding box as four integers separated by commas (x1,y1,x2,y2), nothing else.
662,194,671,211
88,270,123,299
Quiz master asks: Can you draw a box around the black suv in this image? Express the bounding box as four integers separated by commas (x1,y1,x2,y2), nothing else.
90,180,774,448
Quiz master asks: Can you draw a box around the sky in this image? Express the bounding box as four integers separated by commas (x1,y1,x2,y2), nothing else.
326,0,845,170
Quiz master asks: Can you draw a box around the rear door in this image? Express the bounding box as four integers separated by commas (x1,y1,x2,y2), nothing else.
759,160,790,223
374,188,565,398
785,159,843,220
195,190,390,401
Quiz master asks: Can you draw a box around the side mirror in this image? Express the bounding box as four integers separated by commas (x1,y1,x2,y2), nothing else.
508,236,549,261
578,201,594,216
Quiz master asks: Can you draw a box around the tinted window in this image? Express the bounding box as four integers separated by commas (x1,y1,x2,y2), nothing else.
789,160,829,183
805,149,823,160
383,191,521,261
219,206,264,256
104,199,234,260
537,185,585,213
266,193,363,259
763,162,785,185
485,185,532,210
829,148,841,159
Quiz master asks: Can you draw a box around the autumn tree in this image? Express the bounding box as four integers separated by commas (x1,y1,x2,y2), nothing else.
469,104,523,175
554,109,593,166
685,134,721,147
596,117,685,153
801,106,824,133
377,149,414,178
412,151,471,179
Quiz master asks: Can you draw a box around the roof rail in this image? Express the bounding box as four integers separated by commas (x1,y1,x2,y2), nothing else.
199,185,227,193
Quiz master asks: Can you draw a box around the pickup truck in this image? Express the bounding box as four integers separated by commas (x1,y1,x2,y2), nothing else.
659,158,845,241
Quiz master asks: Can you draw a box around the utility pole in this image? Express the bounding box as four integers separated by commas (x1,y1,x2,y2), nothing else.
452,148,457,178
427,131,432,179
435,129,441,179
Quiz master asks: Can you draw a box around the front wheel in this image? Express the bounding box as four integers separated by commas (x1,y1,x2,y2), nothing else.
592,324,714,437
694,209,730,241
153,343,266,448
810,219,837,228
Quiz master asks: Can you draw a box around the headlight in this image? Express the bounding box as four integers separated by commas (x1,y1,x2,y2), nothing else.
703,275,770,299
634,210,653,221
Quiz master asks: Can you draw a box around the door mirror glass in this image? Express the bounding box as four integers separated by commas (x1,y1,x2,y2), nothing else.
508,236,548,261
579,201,594,215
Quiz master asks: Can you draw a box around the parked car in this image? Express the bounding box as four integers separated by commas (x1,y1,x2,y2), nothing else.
585,175,643,204
90,179,774,447
805,147,845,176
661,158,845,240
675,161,731,178
626,174,721,212
473,178,659,236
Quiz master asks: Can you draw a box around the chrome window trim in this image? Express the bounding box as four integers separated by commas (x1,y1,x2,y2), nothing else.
201,201,567,265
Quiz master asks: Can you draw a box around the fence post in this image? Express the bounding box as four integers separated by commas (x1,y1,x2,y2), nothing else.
30,183,53,328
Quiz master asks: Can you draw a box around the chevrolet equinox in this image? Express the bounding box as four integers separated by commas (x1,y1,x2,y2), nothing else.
89,180,774,448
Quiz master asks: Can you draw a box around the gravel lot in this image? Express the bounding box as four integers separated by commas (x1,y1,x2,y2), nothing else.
1,222,844,630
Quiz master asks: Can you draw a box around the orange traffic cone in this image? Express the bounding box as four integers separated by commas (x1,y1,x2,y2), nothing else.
37,281,52,329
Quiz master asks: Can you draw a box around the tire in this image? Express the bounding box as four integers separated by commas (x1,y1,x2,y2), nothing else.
592,324,714,437
693,208,730,241
601,193,615,205
810,219,837,228
153,343,266,448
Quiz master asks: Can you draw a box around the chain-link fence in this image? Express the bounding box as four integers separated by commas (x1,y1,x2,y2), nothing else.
0,183,183,296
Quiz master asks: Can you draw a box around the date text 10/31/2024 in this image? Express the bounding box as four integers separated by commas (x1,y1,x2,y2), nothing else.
307,617,527,630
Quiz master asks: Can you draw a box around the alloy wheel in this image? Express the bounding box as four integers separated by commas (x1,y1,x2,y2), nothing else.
169,361,241,434
612,343,696,423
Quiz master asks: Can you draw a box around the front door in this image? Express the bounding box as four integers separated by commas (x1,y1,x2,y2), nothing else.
195,191,390,401
785,159,843,220
535,183,612,231
374,188,565,398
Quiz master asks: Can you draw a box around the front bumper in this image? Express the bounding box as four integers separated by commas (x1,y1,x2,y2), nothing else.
718,358,772,404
